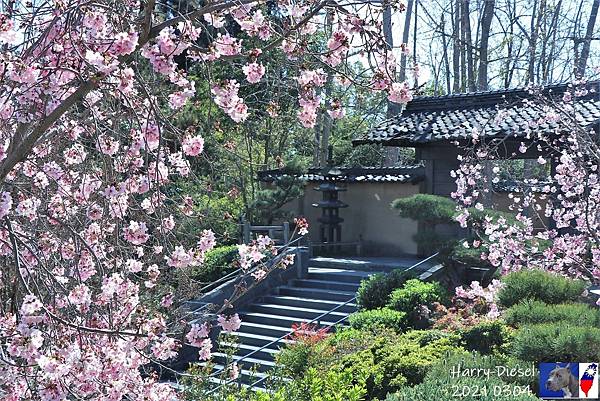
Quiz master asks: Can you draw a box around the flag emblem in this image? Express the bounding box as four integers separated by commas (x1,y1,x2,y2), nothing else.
579,363,598,399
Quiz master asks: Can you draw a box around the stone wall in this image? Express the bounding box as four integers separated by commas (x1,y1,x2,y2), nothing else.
279,181,421,255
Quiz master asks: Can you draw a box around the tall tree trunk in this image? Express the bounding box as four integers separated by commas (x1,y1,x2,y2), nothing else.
383,1,400,117
527,0,544,84
441,13,452,94
383,0,401,167
452,0,461,92
477,0,494,90
412,0,419,88
543,1,562,83
576,0,600,77
399,0,414,82
462,0,476,91
460,0,467,91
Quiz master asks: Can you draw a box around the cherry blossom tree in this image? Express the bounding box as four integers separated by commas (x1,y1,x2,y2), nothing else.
452,81,600,294
0,0,410,399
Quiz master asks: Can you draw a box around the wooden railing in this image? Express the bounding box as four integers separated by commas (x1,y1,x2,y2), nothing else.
242,218,290,245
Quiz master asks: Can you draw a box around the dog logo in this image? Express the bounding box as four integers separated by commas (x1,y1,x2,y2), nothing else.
539,363,600,399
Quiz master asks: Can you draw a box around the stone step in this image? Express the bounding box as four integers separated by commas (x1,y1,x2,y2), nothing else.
308,257,418,273
212,352,276,373
219,342,280,361
227,331,293,349
237,321,294,338
260,295,357,314
241,312,338,330
249,303,349,321
306,269,372,284
291,279,360,292
277,286,356,302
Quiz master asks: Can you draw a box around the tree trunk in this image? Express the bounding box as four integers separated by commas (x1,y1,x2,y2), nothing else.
399,0,414,82
576,0,600,77
441,13,452,94
383,0,401,166
452,0,461,93
462,0,476,91
412,0,419,88
460,0,467,91
477,0,494,90
543,1,562,83
383,1,401,117
527,0,544,84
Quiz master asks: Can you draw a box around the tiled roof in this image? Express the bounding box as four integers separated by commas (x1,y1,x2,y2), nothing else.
258,166,425,184
354,82,600,147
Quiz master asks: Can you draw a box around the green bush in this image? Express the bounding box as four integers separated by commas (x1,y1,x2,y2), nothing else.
460,320,513,355
497,269,585,308
276,342,312,378
387,279,448,313
218,367,367,401
349,308,407,332
505,299,600,327
190,245,239,283
392,194,458,254
270,368,367,401
392,194,456,225
512,323,600,362
356,269,410,310
300,329,463,401
450,242,489,267
386,352,539,401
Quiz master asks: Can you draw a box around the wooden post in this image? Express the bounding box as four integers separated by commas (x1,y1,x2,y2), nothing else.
242,219,251,244
283,222,290,244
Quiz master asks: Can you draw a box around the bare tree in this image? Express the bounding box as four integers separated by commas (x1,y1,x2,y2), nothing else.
576,0,600,77
477,0,495,90
453,0,461,92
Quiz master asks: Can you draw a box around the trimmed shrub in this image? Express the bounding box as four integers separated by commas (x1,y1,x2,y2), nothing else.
460,320,513,355
356,269,410,310
387,279,448,312
349,308,407,332
450,242,489,267
275,342,312,378
497,270,585,308
304,329,464,401
512,323,600,362
392,194,458,254
392,194,456,224
386,352,539,401
190,245,239,283
505,299,600,327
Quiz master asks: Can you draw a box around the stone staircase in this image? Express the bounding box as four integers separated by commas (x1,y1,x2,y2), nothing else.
204,255,439,391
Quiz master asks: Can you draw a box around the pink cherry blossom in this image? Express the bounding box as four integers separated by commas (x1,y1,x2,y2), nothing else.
111,31,139,56
183,135,204,156
214,34,242,57
217,313,242,333
123,221,150,245
198,338,213,361
0,191,12,219
186,323,210,347
243,62,266,83
388,81,413,104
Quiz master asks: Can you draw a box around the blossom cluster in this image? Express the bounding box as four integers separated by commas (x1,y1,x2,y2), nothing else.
455,280,504,319
451,85,600,285
0,0,407,398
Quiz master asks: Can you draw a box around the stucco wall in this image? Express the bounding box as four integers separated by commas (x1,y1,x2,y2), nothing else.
279,181,421,255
